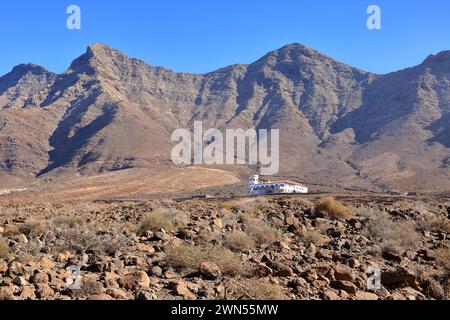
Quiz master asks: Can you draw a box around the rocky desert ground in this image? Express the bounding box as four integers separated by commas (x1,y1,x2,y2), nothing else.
0,193,448,300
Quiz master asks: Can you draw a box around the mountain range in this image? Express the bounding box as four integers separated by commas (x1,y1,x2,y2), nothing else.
0,43,449,193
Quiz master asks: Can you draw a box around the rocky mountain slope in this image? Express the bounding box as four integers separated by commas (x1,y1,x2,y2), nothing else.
0,43,449,193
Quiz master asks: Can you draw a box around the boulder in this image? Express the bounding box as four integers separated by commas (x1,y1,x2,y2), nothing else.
34,283,54,299
253,263,273,277
381,267,416,286
274,265,294,277
7,261,23,276
19,285,36,300
171,280,196,300
134,243,155,254
135,290,154,300
86,294,113,300
0,287,16,300
118,271,150,290
106,288,129,300
150,266,163,277
322,289,340,300
333,264,356,282
12,276,27,286
56,251,72,263
30,271,49,284
199,262,221,280
16,234,28,244
38,256,55,271
354,291,379,300
0,260,8,273
330,280,357,294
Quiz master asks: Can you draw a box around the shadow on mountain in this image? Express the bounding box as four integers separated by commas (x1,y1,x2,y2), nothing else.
331,71,418,144
37,93,117,176
426,113,450,148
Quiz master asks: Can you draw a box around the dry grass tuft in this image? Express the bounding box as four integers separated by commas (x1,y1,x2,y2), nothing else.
165,244,244,276
2,225,21,236
220,202,236,210
242,217,281,246
316,197,352,220
350,205,385,219
224,232,255,252
13,241,42,264
315,220,332,233
0,237,11,259
365,215,421,254
137,208,187,235
302,230,330,245
227,278,288,300
19,221,46,237
55,225,129,255
52,216,84,229
418,213,450,234
432,247,450,271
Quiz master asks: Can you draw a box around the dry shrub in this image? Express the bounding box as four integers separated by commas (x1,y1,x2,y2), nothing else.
55,225,129,255
197,225,222,243
220,202,236,210
3,225,21,236
242,217,280,245
380,240,405,258
316,197,352,220
235,197,273,212
224,232,255,252
432,247,450,271
221,211,239,228
350,205,385,218
210,247,245,276
165,244,244,276
315,220,331,233
418,213,450,234
192,200,206,206
0,237,10,259
123,221,137,232
302,230,330,245
80,278,104,296
19,221,46,237
137,208,187,235
13,241,42,264
226,278,288,300
52,216,84,229
365,215,421,254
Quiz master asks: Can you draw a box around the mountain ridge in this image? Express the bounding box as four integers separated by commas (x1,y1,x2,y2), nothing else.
0,43,449,193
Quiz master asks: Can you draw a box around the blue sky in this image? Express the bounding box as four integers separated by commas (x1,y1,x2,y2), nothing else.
0,0,449,76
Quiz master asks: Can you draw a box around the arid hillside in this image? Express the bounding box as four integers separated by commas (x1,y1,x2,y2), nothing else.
0,43,449,193
0,195,448,300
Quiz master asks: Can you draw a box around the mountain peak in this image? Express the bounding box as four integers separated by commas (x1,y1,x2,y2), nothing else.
267,43,321,59
0,63,54,93
69,43,133,74
279,42,316,52
9,63,51,77
86,43,121,58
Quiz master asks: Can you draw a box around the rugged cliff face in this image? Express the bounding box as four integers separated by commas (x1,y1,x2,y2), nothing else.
0,43,449,192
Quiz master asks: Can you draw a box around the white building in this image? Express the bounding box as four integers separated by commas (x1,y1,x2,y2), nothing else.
248,175,308,195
